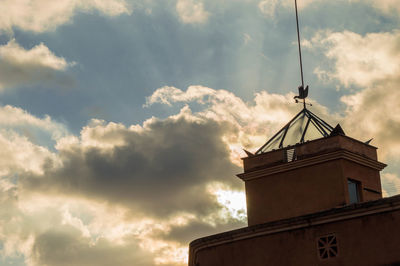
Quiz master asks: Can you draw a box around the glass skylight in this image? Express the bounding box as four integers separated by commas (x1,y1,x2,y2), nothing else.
256,108,334,154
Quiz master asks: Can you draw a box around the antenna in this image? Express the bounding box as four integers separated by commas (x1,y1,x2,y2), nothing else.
294,0,308,109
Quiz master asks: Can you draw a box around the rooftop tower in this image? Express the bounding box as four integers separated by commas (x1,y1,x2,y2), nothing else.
238,109,386,225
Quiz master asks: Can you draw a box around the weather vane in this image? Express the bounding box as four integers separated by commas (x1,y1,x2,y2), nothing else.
293,0,311,108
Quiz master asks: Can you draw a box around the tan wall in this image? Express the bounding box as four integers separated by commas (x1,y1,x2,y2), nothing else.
341,160,382,202
191,204,400,266
246,160,347,225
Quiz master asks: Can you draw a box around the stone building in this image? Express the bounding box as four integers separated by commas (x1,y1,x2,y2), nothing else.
189,107,400,266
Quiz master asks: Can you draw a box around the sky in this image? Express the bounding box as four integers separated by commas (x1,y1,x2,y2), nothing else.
1,0,400,265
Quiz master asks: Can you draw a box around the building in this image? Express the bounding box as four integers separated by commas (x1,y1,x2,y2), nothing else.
189,107,400,266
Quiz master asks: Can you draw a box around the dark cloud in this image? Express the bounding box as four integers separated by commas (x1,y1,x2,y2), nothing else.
157,218,246,245
32,226,153,266
0,40,75,91
0,60,74,90
22,115,242,218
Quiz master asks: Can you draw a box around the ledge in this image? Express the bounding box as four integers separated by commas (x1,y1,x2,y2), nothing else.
237,149,386,181
189,195,400,265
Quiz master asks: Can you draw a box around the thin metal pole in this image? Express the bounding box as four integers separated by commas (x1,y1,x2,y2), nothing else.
295,0,305,109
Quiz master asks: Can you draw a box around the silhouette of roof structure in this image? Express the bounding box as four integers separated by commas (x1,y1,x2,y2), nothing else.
256,108,335,154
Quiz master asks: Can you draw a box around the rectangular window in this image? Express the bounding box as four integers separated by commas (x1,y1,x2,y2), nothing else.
348,179,360,204
285,148,296,162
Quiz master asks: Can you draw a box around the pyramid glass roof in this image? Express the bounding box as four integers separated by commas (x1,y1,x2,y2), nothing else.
256,108,334,154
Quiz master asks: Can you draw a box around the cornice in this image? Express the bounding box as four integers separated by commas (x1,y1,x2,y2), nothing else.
237,150,386,181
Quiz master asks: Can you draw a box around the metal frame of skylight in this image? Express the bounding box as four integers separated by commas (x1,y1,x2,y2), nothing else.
305,109,333,137
256,109,304,154
255,108,334,154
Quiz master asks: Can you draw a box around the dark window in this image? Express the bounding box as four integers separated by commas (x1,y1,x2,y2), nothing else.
348,179,360,204
317,234,338,260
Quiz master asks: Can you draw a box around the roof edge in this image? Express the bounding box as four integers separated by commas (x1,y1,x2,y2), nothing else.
189,195,400,259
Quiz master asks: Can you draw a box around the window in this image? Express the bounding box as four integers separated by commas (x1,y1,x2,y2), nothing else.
348,179,360,204
317,234,338,260
284,148,296,162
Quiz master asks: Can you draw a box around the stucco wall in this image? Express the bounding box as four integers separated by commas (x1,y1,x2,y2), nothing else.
246,160,346,225
190,197,400,266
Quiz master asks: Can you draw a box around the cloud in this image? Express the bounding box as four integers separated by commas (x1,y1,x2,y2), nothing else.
157,216,244,245
2,82,399,265
0,40,70,71
0,104,68,140
258,0,400,17
0,104,67,176
308,30,400,88
0,0,131,33
363,0,400,14
145,85,298,130
0,131,56,176
7,85,322,265
258,0,325,17
0,86,352,266
382,173,400,197
341,78,400,159
9,85,309,264
0,107,71,265
176,0,210,24
146,85,335,162
307,29,400,160
0,39,75,90
258,0,279,17
22,111,242,219
0,98,252,266
0,186,158,266
31,228,154,266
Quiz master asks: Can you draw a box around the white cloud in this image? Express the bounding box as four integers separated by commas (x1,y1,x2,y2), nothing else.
0,40,71,71
258,0,325,17
0,131,56,176
0,105,68,141
341,78,400,159
146,85,334,162
176,0,210,24
0,0,131,33
0,39,75,90
382,173,400,197
309,30,400,87
258,0,279,17
209,183,247,221
258,0,400,17
0,105,66,176
363,0,400,14
306,29,400,160
0,191,158,266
